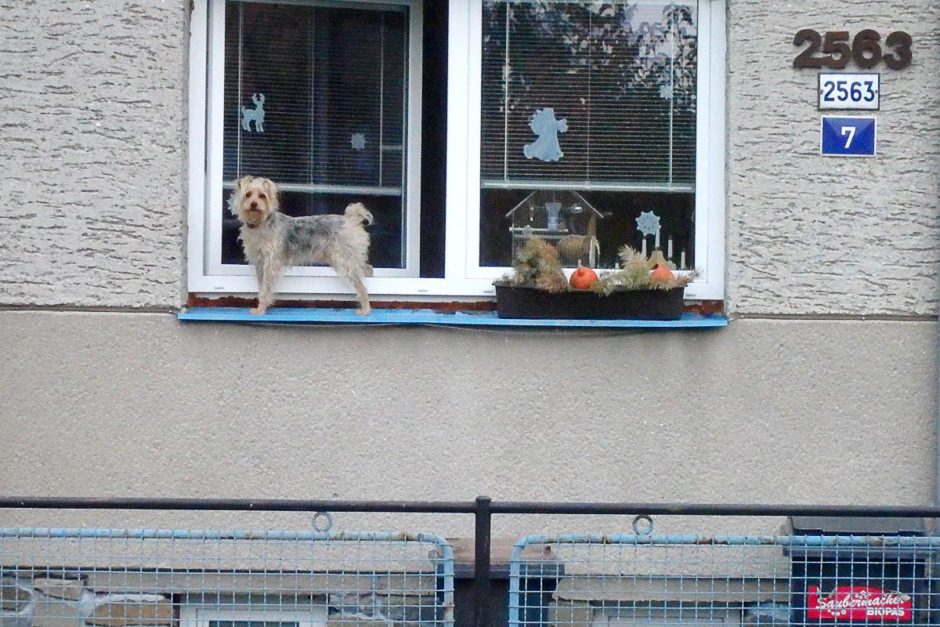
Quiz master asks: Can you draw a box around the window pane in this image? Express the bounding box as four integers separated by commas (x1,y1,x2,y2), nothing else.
222,1,409,269
481,188,694,270
479,1,698,269
223,3,314,183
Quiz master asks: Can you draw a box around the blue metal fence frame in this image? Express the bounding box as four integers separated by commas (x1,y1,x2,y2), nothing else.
4,497,940,627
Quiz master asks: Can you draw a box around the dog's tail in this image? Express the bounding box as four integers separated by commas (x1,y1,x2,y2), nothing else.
344,202,373,226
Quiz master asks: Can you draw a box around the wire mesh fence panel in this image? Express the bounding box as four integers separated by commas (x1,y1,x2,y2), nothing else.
0,527,454,627
509,533,940,627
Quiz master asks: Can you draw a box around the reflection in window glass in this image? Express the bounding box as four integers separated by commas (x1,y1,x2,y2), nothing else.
479,1,697,270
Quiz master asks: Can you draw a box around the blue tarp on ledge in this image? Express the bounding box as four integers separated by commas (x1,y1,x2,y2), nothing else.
178,307,728,329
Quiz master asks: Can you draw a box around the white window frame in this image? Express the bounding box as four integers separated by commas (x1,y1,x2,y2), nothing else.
188,0,726,301
179,607,327,627
447,0,726,301
187,0,431,295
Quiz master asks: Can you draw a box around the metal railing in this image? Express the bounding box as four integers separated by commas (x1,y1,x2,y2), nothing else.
510,532,940,626
2,497,940,627
0,526,454,626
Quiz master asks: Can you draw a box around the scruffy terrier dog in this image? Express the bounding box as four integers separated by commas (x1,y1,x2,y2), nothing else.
229,176,374,315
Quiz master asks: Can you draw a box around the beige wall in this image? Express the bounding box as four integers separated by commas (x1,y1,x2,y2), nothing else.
0,1,187,308
0,311,934,534
0,1,937,315
727,1,940,315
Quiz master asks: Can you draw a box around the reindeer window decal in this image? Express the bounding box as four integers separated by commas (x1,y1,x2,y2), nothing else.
241,93,266,133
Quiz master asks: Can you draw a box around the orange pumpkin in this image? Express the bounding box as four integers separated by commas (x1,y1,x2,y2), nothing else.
650,264,674,283
569,266,598,290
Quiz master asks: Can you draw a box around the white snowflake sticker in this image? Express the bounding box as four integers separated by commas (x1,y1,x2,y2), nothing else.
635,211,661,237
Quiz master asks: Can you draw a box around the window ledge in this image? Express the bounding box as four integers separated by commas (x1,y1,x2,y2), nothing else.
177,307,728,329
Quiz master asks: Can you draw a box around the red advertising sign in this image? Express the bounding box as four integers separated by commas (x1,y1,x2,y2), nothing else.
807,585,913,621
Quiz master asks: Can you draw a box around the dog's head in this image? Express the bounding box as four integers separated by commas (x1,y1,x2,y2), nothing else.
229,176,279,227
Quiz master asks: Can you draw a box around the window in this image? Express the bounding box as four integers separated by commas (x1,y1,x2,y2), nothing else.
188,0,724,302
180,608,327,627
220,2,412,272
479,2,697,269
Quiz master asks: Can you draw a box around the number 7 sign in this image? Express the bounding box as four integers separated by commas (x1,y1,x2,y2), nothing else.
821,116,877,156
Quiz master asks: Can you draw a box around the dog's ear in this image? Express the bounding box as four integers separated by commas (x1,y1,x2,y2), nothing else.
228,177,249,217
234,176,253,193
262,178,280,212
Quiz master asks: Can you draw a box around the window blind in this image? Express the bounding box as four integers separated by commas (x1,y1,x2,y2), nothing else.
222,1,407,193
480,0,697,191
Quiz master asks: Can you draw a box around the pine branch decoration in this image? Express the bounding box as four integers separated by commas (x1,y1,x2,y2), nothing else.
594,245,698,294
507,237,568,293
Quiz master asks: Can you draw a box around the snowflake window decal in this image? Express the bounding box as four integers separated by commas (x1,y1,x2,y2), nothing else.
635,210,661,237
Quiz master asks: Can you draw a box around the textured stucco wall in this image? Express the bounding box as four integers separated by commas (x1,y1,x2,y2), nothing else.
0,1,937,314
726,0,940,315
0,311,935,533
0,1,188,308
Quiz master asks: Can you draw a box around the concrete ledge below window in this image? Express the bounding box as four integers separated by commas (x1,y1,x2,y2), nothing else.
178,307,728,329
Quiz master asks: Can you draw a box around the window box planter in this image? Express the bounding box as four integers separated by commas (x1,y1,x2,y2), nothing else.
494,284,685,320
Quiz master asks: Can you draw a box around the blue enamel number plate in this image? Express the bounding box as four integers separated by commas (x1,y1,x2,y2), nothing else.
821,116,877,157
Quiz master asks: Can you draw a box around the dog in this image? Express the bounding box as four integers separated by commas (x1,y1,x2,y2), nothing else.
240,93,265,133
228,176,374,315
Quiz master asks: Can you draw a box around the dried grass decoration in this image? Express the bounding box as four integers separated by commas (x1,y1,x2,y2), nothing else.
593,246,697,295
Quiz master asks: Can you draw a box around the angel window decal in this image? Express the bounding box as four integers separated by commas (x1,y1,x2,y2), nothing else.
523,107,568,162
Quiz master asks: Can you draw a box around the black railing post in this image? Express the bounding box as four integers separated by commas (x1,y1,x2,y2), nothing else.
473,495,492,627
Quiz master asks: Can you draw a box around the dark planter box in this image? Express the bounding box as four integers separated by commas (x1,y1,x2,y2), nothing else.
495,284,684,320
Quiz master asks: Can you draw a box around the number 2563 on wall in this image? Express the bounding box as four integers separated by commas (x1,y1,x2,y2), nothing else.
818,73,879,110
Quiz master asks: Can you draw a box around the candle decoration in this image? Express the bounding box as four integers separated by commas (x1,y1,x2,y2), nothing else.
636,211,662,256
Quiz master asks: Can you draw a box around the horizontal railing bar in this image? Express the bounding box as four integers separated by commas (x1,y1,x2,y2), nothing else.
2,497,940,518
0,497,475,514
0,527,454,544
513,532,940,547
489,501,940,517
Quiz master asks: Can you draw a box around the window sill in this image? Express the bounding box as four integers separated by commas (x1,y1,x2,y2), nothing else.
177,307,728,329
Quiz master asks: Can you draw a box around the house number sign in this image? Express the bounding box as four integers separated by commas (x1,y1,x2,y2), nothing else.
818,73,879,110
793,29,912,70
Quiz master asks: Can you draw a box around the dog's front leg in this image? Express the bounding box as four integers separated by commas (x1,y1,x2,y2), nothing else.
250,257,280,315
